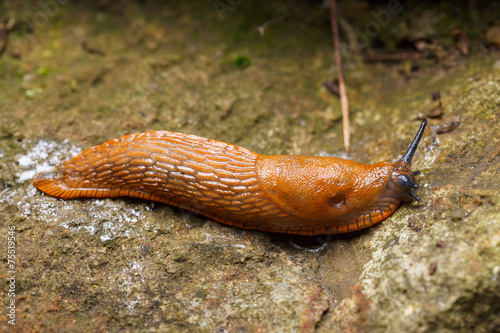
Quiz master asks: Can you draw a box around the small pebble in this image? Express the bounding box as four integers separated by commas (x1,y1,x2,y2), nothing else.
450,210,464,221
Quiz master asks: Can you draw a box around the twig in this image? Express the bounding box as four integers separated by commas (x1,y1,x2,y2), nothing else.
81,42,106,56
0,18,12,58
256,13,285,36
329,0,350,152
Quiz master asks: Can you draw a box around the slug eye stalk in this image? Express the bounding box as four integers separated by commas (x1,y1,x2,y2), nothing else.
400,120,428,166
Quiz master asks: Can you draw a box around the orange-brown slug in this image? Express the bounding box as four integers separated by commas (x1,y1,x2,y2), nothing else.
33,121,427,236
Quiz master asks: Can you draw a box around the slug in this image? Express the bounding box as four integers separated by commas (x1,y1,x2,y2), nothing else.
33,121,427,236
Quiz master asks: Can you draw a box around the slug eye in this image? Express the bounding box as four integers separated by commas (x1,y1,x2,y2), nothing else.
329,194,346,208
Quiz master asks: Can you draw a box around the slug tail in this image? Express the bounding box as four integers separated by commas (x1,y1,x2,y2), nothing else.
32,172,75,199
400,120,427,166
32,171,116,199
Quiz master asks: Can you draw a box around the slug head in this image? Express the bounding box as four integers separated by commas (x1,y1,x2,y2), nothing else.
390,164,421,203
389,120,427,203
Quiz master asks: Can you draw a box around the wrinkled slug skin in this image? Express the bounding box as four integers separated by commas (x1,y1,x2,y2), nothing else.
33,126,425,236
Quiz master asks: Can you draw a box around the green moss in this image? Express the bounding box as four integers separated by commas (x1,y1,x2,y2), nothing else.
233,54,251,68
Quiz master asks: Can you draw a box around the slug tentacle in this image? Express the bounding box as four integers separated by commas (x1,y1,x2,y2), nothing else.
396,174,421,202
400,120,427,166
33,122,427,236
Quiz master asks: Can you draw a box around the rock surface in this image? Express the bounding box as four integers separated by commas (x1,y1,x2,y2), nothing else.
0,2,499,332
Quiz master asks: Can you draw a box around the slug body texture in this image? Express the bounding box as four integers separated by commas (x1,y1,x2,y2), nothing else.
33,122,427,235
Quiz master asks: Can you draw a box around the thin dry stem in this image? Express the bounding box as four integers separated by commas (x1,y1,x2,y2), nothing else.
329,0,350,152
